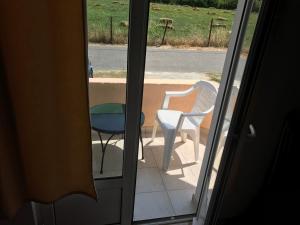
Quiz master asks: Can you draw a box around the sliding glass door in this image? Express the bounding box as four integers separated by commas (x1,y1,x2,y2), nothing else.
34,1,263,225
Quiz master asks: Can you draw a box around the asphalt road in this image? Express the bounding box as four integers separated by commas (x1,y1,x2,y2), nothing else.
88,45,227,73
88,45,246,80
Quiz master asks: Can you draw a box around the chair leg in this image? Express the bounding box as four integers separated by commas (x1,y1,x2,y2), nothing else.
151,119,158,141
139,127,144,160
180,131,187,142
217,131,227,156
191,129,200,162
162,130,176,171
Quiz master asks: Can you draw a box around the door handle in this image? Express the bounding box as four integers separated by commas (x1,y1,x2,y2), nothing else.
247,124,256,138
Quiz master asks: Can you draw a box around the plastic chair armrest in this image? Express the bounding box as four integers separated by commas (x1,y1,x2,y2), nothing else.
161,87,194,109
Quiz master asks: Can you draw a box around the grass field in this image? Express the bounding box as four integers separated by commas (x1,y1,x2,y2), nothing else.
87,0,258,48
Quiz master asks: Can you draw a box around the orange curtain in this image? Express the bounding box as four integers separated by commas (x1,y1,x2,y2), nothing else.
0,0,96,218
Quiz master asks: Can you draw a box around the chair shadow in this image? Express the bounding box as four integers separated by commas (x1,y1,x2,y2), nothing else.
92,133,202,190
143,138,199,174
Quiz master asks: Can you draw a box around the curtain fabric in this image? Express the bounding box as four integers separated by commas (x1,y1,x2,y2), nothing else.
0,0,96,218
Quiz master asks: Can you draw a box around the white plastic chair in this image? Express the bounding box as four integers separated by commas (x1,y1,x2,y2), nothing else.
152,81,218,170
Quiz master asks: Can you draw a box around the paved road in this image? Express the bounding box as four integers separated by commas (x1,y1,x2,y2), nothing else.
88,45,246,80
89,45,227,73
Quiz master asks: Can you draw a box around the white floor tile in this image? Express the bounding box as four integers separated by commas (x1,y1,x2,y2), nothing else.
190,163,201,179
176,141,205,165
92,139,124,179
138,147,157,169
168,189,197,215
150,137,203,170
136,168,165,193
150,137,187,170
160,167,197,191
134,191,175,221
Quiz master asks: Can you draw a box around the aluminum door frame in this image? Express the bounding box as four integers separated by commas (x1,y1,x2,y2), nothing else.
192,0,255,224
121,0,150,224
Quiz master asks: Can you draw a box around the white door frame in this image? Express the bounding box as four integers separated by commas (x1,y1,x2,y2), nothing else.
121,0,150,224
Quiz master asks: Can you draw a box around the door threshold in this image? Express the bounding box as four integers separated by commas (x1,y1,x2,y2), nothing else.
133,214,193,225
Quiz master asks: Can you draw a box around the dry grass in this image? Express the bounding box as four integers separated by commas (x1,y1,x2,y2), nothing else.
89,23,230,48
89,28,127,44
209,28,230,47
206,72,222,83
93,70,127,78
89,31,111,43
88,28,236,49
165,36,206,47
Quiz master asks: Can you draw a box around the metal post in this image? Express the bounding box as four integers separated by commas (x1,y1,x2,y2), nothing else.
208,18,214,47
160,21,169,46
110,16,113,44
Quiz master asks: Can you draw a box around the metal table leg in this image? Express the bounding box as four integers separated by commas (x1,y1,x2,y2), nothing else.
98,128,143,174
97,132,115,174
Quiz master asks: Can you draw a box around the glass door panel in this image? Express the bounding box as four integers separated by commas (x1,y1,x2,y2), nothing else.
206,0,262,207
87,0,130,179
195,0,263,222
133,0,245,222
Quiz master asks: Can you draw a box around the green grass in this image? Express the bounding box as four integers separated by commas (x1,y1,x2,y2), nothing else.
87,0,258,48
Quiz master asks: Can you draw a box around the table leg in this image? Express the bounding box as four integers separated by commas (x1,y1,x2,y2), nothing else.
97,132,115,174
139,127,144,160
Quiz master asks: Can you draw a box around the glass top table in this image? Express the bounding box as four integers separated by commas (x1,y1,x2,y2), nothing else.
90,103,145,174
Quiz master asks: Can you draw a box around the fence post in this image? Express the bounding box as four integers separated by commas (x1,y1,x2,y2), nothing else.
110,16,113,44
207,18,214,47
160,21,169,46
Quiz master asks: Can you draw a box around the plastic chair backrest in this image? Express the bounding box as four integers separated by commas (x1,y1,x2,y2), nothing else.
190,81,218,126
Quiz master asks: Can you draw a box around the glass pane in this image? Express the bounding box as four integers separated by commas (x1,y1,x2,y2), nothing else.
133,0,243,221
87,0,129,179
203,0,263,211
